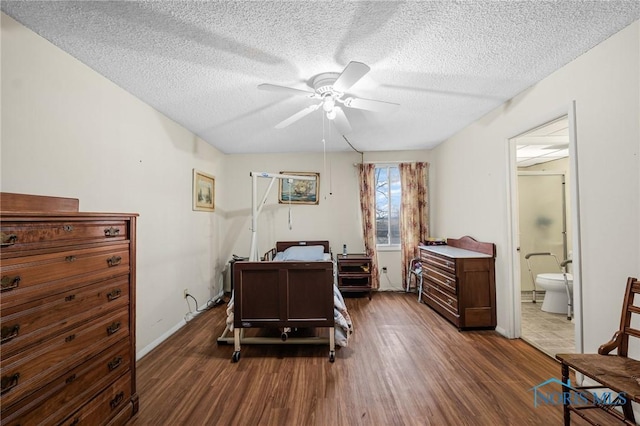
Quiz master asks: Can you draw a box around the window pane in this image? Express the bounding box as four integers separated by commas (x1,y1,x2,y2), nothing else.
375,167,389,244
374,165,401,246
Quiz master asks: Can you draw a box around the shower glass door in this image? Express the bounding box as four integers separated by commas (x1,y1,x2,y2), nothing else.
518,173,566,292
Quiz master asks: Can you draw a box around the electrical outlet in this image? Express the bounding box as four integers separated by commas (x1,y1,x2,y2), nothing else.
183,288,189,299
382,267,387,273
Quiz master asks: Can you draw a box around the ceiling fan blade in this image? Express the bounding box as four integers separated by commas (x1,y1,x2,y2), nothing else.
332,61,370,93
275,103,321,129
258,83,315,97
331,107,352,135
344,96,399,113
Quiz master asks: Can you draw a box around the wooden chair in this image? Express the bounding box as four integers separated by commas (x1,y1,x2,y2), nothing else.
556,277,640,425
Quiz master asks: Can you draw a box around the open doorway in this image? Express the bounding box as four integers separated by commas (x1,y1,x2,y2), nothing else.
509,114,582,358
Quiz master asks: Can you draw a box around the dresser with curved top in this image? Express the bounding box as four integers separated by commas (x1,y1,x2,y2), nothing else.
0,193,138,425
420,236,496,330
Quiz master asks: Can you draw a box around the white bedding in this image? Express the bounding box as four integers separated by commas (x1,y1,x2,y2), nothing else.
272,245,329,262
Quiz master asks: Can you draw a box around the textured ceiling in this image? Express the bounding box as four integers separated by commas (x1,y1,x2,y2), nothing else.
2,1,639,154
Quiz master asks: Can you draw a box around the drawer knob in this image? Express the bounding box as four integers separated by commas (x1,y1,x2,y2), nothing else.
63,225,74,232
104,227,121,237
108,356,123,371
65,334,76,343
107,256,122,267
1,275,21,292
65,374,77,384
110,391,125,409
0,232,17,246
1,373,20,394
65,294,76,302
107,288,122,301
107,321,121,335
1,324,20,343
65,255,77,262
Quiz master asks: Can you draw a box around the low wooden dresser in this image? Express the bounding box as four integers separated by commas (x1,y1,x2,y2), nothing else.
0,193,138,425
419,236,496,330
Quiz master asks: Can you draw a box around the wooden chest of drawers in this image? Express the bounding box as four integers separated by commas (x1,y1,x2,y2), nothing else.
0,193,138,425
419,236,496,330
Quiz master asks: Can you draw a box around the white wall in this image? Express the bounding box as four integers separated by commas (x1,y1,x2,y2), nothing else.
222,151,364,260
432,21,640,350
1,13,227,357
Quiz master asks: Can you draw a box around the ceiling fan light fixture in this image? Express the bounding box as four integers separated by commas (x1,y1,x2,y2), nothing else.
323,98,335,112
326,109,337,120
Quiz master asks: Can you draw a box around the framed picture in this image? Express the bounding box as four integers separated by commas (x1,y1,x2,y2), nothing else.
278,171,320,205
193,169,215,211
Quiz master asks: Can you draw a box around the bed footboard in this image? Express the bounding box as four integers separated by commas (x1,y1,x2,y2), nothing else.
235,261,334,328
225,260,336,362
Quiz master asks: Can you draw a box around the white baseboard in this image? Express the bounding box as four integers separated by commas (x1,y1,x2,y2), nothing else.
137,319,188,361
494,325,509,338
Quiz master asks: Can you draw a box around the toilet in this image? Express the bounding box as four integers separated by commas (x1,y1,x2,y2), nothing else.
536,273,573,314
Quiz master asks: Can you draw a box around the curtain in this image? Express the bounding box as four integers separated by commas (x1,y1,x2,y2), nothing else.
399,162,430,288
357,163,380,290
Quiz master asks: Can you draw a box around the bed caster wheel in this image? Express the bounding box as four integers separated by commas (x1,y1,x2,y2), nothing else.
232,351,241,363
329,351,335,363
281,332,288,341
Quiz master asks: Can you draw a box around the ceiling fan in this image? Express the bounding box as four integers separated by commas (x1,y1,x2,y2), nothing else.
258,61,399,134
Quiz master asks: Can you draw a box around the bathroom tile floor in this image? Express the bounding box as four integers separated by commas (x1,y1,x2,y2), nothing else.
521,300,575,358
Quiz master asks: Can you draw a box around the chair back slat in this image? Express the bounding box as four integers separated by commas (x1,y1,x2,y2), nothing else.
625,327,640,339
617,277,639,357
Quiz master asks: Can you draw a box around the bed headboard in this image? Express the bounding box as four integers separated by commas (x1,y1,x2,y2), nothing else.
276,240,330,254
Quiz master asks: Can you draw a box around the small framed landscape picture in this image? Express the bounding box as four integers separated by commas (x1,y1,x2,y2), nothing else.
278,171,320,205
193,169,215,212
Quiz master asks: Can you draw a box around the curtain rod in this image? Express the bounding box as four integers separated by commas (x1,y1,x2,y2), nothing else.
352,161,413,166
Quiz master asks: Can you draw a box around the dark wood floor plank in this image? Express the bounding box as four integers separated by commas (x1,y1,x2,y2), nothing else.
130,292,587,425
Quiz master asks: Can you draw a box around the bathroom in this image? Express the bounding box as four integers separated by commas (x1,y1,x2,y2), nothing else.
515,117,575,357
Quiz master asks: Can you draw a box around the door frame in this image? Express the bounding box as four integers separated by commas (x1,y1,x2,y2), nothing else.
505,101,583,354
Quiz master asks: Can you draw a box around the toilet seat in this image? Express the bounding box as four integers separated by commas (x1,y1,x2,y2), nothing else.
537,273,573,286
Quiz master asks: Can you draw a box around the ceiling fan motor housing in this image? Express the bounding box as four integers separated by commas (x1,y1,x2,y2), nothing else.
312,72,341,96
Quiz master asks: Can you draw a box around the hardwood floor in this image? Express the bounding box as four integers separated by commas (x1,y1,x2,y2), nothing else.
130,292,583,425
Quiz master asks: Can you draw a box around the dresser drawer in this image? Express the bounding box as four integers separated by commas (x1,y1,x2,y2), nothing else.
422,265,456,294
1,338,131,426
420,250,455,274
0,308,129,408
0,220,129,255
59,374,133,426
0,244,129,307
424,280,459,313
1,275,130,358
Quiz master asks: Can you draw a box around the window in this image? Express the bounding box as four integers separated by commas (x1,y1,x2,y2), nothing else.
375,165,401,247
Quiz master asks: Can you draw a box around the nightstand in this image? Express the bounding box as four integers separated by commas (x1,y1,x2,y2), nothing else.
337,254,372,299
